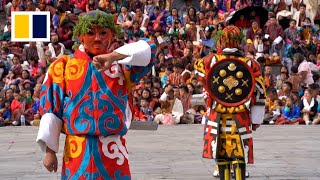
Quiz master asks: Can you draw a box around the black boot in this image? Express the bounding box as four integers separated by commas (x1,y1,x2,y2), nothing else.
232,160,246,180
217,161,231,180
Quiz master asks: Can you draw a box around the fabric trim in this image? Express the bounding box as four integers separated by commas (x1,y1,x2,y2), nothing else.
115,40,151,66
36,113,63,153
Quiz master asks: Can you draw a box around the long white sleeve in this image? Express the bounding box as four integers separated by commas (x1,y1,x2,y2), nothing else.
250,106,265,124
36,113,63,153
114,40,151,66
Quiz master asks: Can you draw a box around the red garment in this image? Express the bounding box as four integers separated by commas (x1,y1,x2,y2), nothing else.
11,99,23,112
235,19,250,29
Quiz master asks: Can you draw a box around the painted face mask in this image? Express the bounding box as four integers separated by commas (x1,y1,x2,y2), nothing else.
72,10,122,56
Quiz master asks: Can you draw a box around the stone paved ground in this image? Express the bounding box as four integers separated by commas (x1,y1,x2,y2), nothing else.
0,125,319,180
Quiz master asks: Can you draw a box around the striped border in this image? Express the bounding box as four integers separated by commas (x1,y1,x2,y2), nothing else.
11,11,50,42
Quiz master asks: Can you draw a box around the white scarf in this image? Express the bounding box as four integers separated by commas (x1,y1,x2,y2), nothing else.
303,98,315,111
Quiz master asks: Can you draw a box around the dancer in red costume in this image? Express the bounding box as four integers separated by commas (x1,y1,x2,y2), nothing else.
36,10,156,179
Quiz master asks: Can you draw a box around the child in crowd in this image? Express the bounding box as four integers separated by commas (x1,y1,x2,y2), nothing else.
264,88,281,124
287,66,302,97
161,67,172,88
275,72,288,91
138,97,154,122
0,100,11,126
276,96,303,125
11,89,24,126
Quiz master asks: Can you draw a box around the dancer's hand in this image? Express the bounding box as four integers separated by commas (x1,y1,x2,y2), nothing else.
252,124,260,131
93,52,127,72
43,147,58,172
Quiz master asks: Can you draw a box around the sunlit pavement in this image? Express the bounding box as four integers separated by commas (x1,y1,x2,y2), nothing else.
0,125,319,180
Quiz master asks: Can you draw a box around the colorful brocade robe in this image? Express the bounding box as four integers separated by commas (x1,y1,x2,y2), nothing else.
194,51,266,164
37,39,156,179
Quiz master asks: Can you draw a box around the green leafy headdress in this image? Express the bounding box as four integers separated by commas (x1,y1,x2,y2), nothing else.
72,10,122,41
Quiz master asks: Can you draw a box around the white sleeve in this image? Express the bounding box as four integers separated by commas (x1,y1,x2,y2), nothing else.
114,40,151,66
285,0,292,5
36,113,63,153
250,106,265,124
273,0,280,4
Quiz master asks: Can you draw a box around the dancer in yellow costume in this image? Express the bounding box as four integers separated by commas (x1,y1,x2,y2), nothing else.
194,25,266,180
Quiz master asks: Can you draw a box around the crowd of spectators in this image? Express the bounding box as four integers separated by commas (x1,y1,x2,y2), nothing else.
0,0,319,126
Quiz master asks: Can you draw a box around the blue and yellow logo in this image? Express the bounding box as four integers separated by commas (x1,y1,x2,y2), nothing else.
11,11,50,42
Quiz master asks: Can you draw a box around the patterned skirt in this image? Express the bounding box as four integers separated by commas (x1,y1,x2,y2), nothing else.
216,114,245,161
61,135,131,180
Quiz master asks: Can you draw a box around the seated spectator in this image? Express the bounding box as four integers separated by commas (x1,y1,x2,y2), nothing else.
299,89,318,125
3,70,17,90
235,15,250,29
246,21,262,42
127,21,144,41
11,89,24,126
47,33,65,59
168,36,185,59
168,19,186,40
21,42,44,63
0,24,10,41
150,87,161,110
148,6,167,32
56,19,75,49
155,87,183,125
275,72,288,91
288,41,305,61
86,0,97,12
144,0,155,16
161,66,172,88
185,20,198,42
311,104,320,125
10,56,22,77
117,5,132,30
264,88,281,124
28,57,42,78
179,85,195,124
264,65,276,89
278,81,298,105
276,96,303,125
166,8,184,28
167,63,185,86
0,99,11,125
132,7,149,32
137,97,154,122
